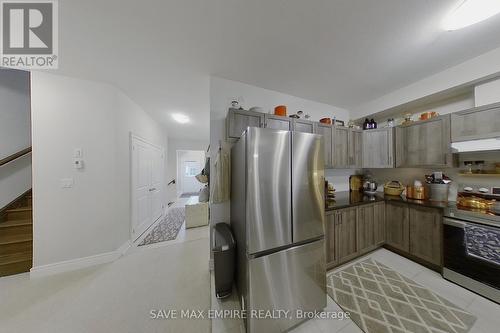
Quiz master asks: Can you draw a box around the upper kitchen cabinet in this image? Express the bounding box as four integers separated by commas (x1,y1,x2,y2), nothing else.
315,123,333,167
226,108,264,139
348,129,363,168
264,114,292,131
362,127,394,168
292,118,315,133
451,103,500,142
395,115,452,168
332,126,349,168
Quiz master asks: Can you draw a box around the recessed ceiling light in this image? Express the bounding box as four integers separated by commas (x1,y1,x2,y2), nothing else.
172,113,190,124
443,0,500,31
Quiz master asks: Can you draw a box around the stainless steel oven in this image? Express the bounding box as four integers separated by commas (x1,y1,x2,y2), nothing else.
443,210,500,303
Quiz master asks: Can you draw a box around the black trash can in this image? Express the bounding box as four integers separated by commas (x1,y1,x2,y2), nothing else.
212,223,235,299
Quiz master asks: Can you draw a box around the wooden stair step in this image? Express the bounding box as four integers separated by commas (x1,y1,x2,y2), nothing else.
0,219,32,228
5,207,32,220
0,234,32,245
0,252,32,265
0,259,31,277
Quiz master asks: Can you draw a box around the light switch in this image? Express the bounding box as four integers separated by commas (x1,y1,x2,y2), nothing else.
60,178,74,188
73,148,83,158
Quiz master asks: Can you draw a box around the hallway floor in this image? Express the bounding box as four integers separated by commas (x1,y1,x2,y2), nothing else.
0,227,211,333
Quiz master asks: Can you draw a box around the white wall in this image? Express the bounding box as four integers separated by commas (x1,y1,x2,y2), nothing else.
166,139,208,203
475,78,500,107
31,72,168,268
0,69,32,209
209,76,351,227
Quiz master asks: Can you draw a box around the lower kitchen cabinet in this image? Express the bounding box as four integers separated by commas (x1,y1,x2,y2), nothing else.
326,211,337,266
385,201,410,252
358,204,375,253
409,206,442,266
336,207,358,263
373,202,386,246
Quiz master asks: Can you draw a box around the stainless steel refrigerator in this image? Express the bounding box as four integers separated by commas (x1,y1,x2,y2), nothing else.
231,127,326,333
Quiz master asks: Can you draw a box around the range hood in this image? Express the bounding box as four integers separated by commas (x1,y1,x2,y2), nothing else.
451,138,500,152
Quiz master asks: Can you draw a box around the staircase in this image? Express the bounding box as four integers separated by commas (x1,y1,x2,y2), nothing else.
0,190,32,277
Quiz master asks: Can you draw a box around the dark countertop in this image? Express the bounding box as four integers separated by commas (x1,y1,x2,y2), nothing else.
325,191,453,211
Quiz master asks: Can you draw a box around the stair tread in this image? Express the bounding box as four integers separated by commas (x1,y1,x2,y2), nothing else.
0,219,32,228
0,234,32,245
6,207,32,212
0,252,32,265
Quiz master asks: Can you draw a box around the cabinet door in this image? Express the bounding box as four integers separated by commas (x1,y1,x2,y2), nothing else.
363,128,394,168
315,124,333,167
409,206,442,266
326,211,337,266
373,202,386,246
348,129,363,168
264,114,292,131
357,204,375,253
336,207,357,263
227,109,263,139
451,105,500,141
332,127,349,168
395,115,451,167
293,119,315,133
385,201,409,252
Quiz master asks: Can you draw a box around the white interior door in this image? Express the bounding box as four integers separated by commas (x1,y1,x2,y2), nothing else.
131,135,164,240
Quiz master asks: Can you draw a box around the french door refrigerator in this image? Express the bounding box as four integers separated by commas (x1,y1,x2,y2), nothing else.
231,127,326,333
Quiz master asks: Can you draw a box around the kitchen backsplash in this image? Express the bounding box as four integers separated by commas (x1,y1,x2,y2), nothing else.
366,151,500,201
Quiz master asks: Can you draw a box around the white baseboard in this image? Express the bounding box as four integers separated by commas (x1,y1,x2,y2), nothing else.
30,240,131,279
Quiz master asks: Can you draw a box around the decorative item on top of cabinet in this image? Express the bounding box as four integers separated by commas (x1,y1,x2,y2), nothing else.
395,114,452,168
451,103,500,142
385,201,409,252
264,114,292,131
332,126,349,168
348,129,363,168
409,206,442,266
314,122,333,167
226,108,264,139
362,127,394,168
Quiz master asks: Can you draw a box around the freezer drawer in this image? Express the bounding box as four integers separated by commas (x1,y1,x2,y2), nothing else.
247,239,326,333
292,132,325,243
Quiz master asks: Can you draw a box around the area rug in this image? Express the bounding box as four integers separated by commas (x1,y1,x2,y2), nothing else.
138,207,185,246
327,259,477,333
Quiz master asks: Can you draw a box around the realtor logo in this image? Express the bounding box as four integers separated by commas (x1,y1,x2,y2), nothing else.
1,0,58,69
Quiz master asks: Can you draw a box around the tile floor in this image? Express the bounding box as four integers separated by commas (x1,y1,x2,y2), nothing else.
0,220,211,333
211,248,500,333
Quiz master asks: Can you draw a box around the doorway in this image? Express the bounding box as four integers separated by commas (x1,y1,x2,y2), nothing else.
130,135,165,240
176,150,205,198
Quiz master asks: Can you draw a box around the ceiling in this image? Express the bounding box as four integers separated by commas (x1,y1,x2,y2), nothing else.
55,0,500,140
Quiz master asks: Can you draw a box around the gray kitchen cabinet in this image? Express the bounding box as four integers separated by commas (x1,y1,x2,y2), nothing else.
409,206,442,266
292,118,315,133
357,204,375,253
395,115,451,167
362,128,394,168
315,123,333,167
226,108,264,139
373,202,386,246
348,129,363,168
332,126,349,168
385,201,409,252
326,211,337,267
451,103,500,142
264,114,292,131
336,207,358,263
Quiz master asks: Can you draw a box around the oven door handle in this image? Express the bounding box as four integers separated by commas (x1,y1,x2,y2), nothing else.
443,218,466,229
